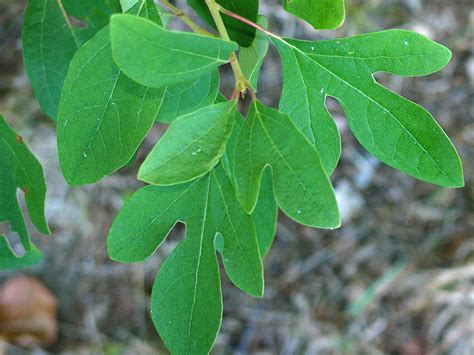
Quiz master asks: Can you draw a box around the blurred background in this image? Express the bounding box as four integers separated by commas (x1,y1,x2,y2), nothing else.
0,0,472,353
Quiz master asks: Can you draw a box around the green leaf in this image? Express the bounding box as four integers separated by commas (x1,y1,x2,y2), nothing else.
284,0,346,30
0,116,50,269
188,0,259,47
251,168,277,257
139,102,236,185
110,14,238,88
22,0,120,120
108,163,263,353
239,16,270,92
22,0,80,120
218,96,278,256
273,30,464,188
233,101,340,228
57,26,165,186
0,238,43,270
157,71,220,123
126,0,163,25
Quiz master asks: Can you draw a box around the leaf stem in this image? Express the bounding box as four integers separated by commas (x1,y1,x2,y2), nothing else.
205,0,249,95
160,0,214,36
216,4,282,40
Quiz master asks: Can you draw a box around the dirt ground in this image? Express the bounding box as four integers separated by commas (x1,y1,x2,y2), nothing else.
0,0,473,354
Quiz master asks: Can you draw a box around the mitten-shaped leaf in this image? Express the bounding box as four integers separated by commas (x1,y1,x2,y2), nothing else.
57,26,165,186
220,101,278,257
188,0,259,47
22,0,120,120
284,0,345,30
157,71,220,123
0,116,50,269
233,101,340,228
108,164,263,353
110,14,238,88
239,16,270,92
139,102,236,185
274,30,464,188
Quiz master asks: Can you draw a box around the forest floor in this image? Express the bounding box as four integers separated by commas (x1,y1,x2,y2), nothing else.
0,0,473,354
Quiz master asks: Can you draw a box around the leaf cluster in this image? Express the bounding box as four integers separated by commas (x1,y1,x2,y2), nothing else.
15,0,464,353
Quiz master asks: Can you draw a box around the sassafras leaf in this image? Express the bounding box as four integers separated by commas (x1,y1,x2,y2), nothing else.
139,102,236,186
284,0,345,30
157,71,220,123
108,163,263,353
233,101,340,229
57,26,165,186
0,116,50,269
110,14,238,88
22,0,120,120
274,30,464,188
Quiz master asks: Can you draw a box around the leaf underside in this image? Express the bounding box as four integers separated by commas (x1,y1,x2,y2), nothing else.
0,116,50,269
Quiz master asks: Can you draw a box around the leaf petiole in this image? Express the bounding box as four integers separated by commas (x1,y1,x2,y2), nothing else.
216,4,282,40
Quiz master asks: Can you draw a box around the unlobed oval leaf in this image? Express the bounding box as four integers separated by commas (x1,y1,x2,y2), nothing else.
139,102,236,186
57,26,165,186
110,14,238,88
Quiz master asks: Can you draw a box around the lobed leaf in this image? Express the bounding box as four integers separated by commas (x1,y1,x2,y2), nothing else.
284,0,345,30
274,30,464,188
0,116,50,269
110,14,238,88
108,163,263,353
139,102,236,185
57,26,165,186
188,0,259,47
233,101,340,228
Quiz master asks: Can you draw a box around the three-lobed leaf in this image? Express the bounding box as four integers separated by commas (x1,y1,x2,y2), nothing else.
110,14,238,88
108,163,263,353
0,116,50,269
139,101,236,185
233,101,340,228
274,30,464,188
284,0,346,30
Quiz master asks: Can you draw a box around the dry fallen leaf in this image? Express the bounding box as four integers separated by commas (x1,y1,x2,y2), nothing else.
0,275,58,348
